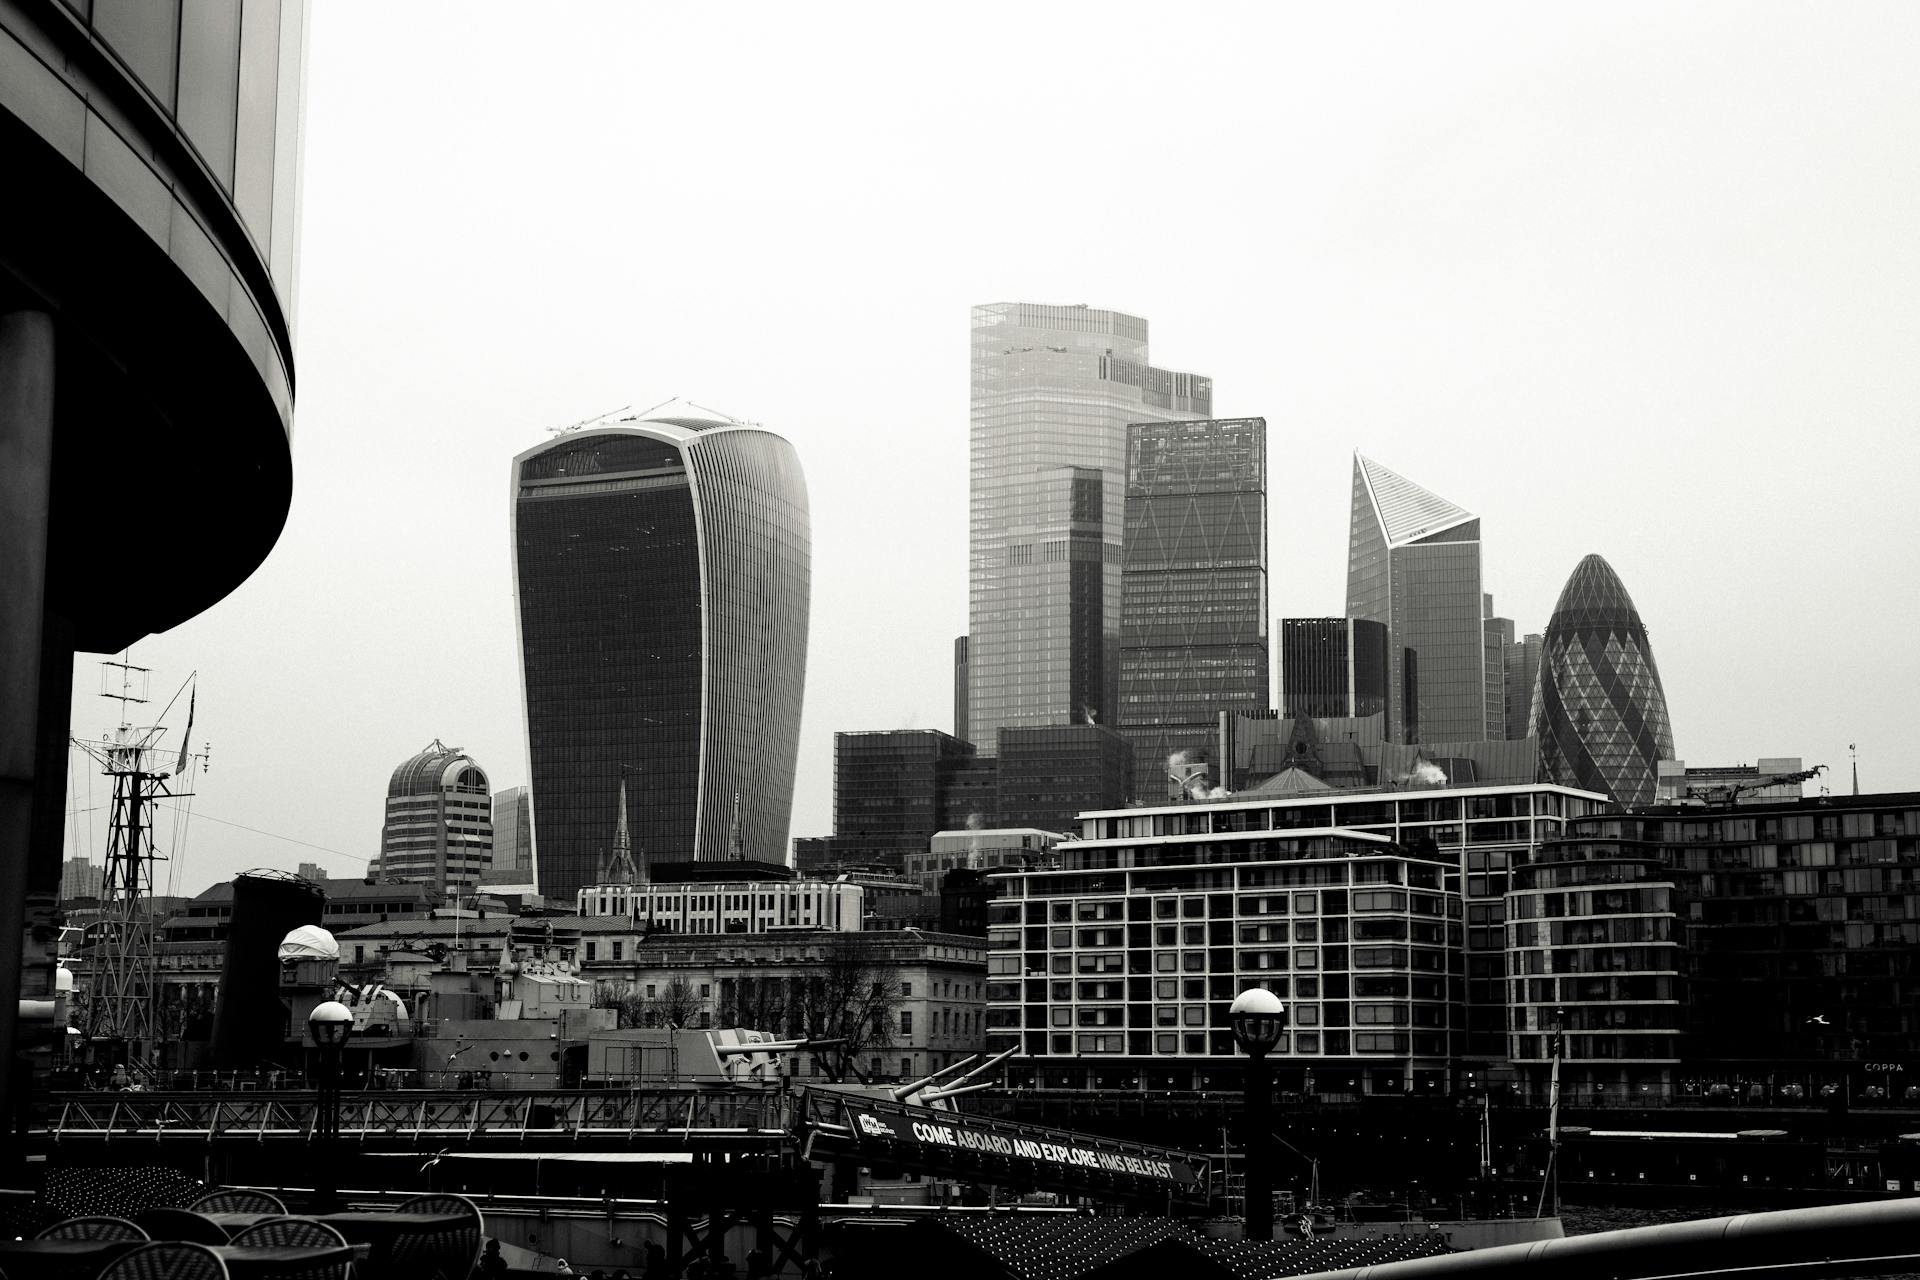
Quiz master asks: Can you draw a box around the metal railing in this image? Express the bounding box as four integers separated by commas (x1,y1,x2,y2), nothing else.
35,1087,796,1144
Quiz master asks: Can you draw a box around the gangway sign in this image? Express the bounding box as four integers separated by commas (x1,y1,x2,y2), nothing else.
792,1088,1213,1208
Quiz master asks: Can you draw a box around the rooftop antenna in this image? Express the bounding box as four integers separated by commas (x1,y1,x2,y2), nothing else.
546,404,631,436
685,400,761,428
1851,744,1859,796
728,792,745,860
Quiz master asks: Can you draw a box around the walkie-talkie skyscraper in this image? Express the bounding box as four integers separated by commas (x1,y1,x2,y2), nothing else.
512,416,810,903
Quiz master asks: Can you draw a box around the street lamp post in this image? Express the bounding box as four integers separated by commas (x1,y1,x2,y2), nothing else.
308,1000,354,1211
1230,988,1287,1242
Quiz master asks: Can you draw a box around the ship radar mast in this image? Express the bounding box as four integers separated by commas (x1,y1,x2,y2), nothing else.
72,656,206,1078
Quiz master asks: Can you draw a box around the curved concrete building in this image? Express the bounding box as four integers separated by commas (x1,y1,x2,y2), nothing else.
2,1,307,1113
512,416,810,902
378,740,493,896
1531,554,1674,805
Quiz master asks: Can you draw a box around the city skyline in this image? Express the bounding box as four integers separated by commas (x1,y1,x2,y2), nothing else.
55,4,1920,894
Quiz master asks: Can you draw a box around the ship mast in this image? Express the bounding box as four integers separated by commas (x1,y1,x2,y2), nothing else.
74,658,199,1076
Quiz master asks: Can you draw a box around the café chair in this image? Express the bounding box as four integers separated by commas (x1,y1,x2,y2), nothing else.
98,1242,230,1280
392,1195,483,1280
187,1193,287,1216
37,1217,150,1242
229,1220,350,1251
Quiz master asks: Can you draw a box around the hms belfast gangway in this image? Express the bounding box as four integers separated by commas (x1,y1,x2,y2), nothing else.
36,1087,793,1152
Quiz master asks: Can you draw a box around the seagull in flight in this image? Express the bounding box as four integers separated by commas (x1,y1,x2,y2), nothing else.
1807,1015,1831,1026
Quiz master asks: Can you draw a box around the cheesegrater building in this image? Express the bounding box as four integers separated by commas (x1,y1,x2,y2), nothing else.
968,303,1211,749
512,416,810,904
1531,554,1674,806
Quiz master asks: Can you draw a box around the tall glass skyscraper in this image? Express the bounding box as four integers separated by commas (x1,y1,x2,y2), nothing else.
512,416,810,903
1346,455,1486,744
1279,617,1389,719
1532,554,1674,805
1117,417,1267,799
969,303,1211,751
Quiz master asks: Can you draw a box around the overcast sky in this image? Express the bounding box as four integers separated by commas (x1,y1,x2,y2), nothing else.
63,2,1920,897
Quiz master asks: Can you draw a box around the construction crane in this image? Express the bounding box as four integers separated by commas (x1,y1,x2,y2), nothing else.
1686,764,1827,807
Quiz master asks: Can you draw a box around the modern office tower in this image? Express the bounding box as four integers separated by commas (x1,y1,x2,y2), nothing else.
1503,633,1542,742
59,858,103,903
295,862,328,883
995,725,1133,833
1532,554,1674,806
1117,417,1268,801
1483,599,1513,740
968,303,1211,752
1279,618,1389,719
835,730,978,848
513,415,811,903
1346,455,1486,744
486,785,533,884
0,1,307,1116
953,637,969,744
378,741,494,897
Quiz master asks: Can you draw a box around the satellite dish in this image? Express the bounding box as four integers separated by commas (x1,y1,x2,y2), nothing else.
277,924,339,962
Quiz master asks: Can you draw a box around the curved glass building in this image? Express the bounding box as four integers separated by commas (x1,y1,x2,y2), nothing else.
512,417,810,902
1531,554,1674,805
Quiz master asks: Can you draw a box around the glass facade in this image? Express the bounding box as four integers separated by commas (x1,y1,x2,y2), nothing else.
995,726,1133,835
487,786,533,881
1118,418,1267,801
1346,456,1487,744
513,420,809,904
1503,633,1542,742
834,730,978,842
1532,555,1673,806
968,304,1211,751
1280,618,1388,720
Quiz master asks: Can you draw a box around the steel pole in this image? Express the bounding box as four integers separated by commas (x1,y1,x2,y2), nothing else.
1245,1050,1273,1241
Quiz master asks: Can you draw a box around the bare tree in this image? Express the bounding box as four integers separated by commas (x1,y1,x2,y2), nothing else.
651,976,705,1029
792,938,901,1082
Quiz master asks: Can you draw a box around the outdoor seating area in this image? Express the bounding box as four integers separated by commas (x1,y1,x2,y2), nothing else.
837,1213,1458,1280
0,1188,482,1280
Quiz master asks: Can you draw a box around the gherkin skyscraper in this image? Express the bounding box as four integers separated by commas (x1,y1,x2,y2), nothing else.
1531,554,1673,805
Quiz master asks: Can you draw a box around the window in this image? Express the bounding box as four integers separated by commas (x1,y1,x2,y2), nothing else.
586,942,598,961
902,982,912,997
900,1011,913,1035
645,984,656,999
611,941,623,961
699,984,711,998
